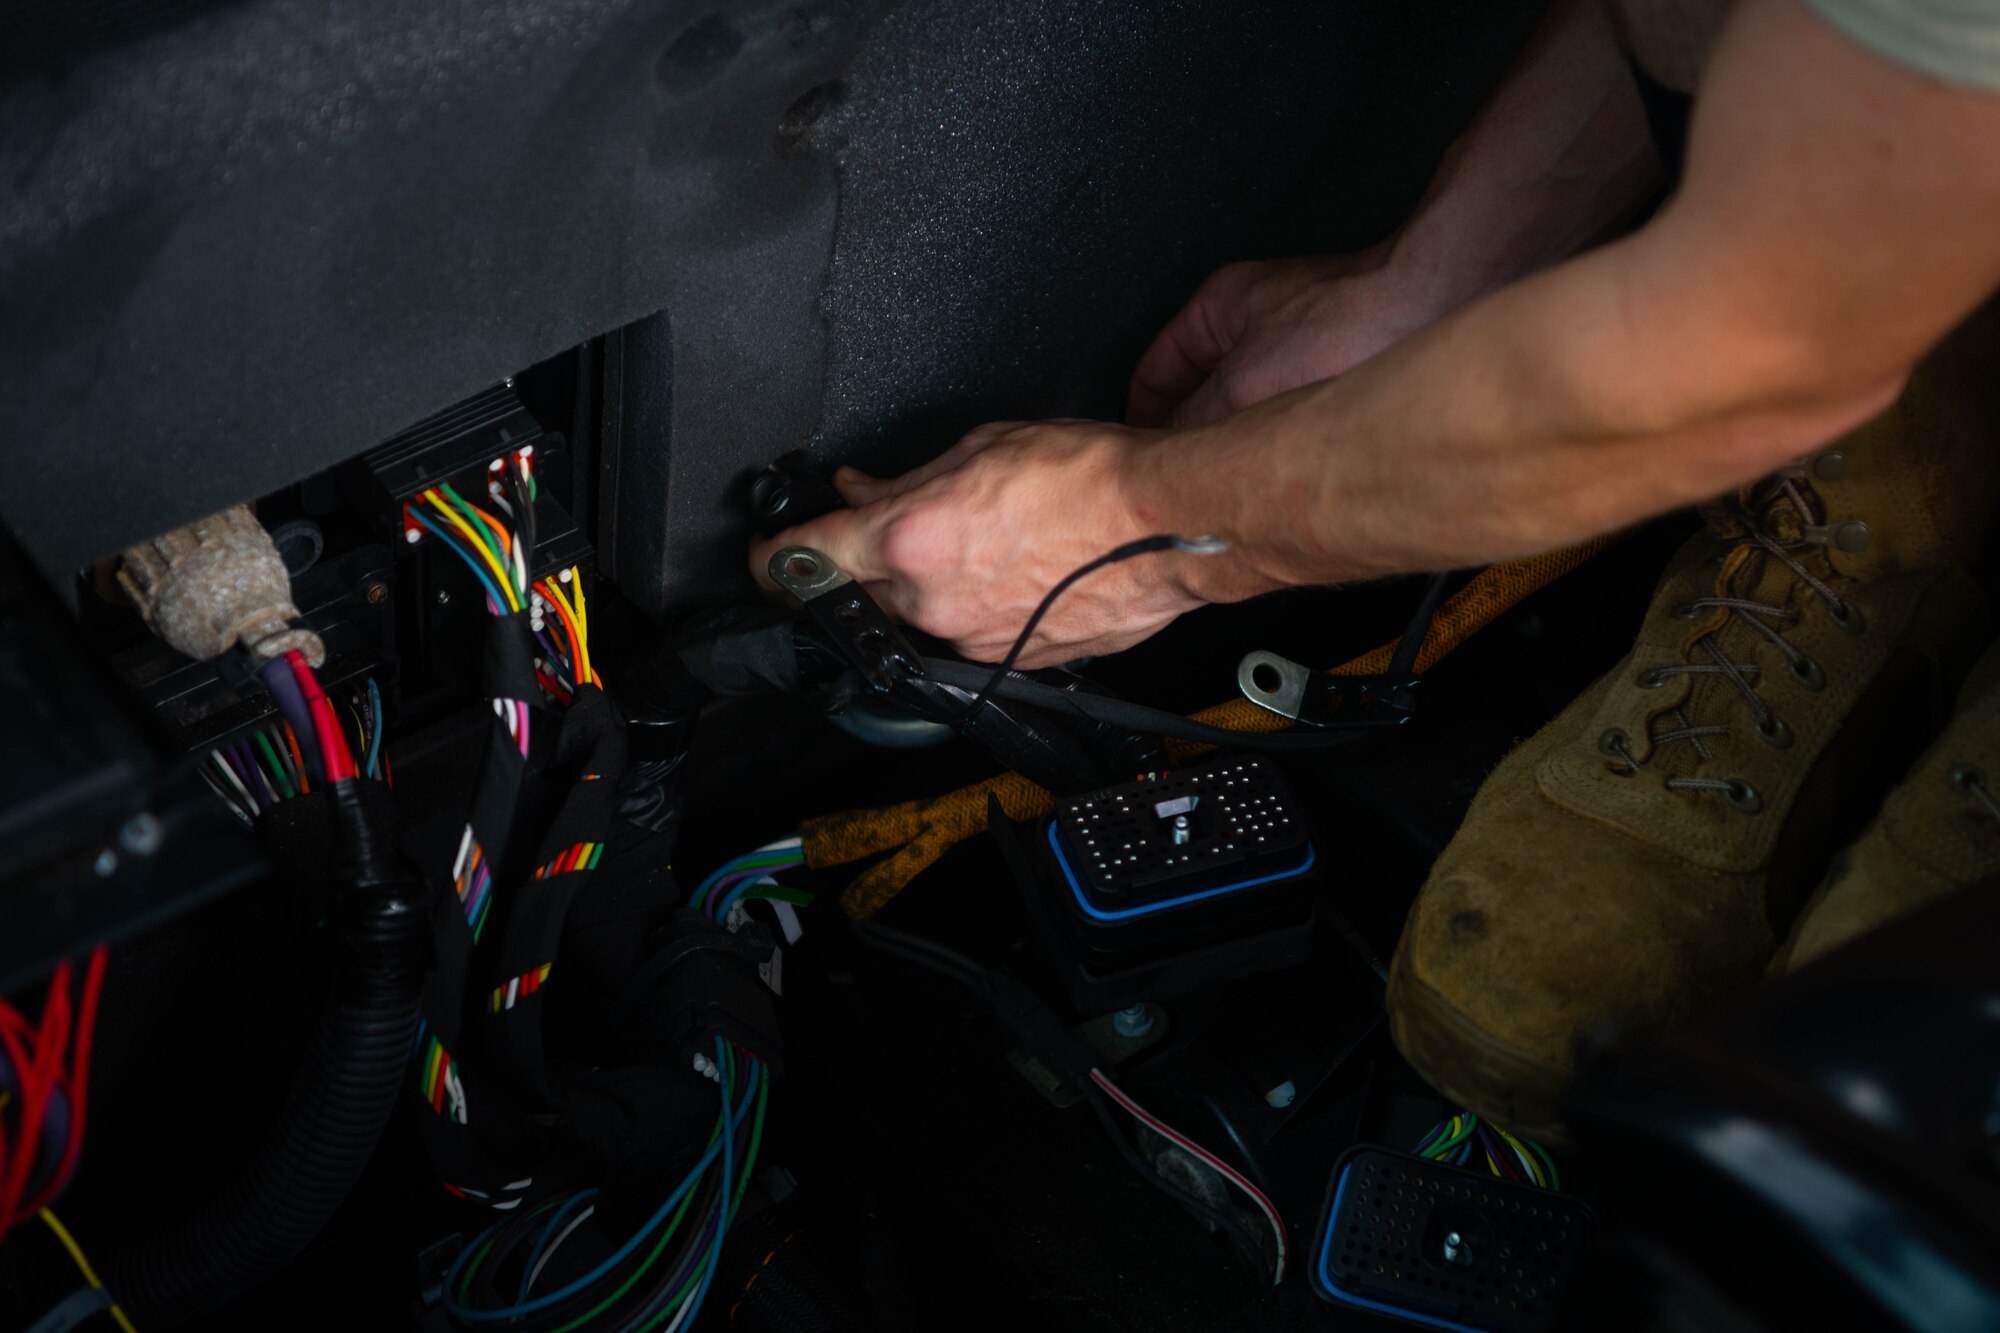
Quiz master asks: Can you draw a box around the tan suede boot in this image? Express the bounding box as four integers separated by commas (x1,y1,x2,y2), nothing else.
1771,638,2000,973
1387,315,2000,1141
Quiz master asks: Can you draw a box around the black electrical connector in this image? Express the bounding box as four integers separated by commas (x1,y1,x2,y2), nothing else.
615,908,784,1077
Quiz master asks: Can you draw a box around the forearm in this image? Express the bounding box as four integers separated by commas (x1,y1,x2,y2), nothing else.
1129,0,2000,599
1388,0,1664,314
1126,236,1901,595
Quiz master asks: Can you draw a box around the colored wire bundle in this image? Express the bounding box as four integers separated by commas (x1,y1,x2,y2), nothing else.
0,947,108,1244
407,475,537,751
1413,1112,1560,1190
443,1039,768,1332
532,567,601,697
201,676,388,824
1089,1069,1289,1285
687,837,807,924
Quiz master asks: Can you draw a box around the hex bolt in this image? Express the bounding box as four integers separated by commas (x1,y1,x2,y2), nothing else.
1112,1003,1155,1038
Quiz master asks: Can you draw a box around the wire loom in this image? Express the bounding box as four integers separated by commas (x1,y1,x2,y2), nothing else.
804,538,1612,919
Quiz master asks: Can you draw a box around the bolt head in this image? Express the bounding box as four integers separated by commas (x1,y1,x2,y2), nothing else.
118,812,163,856
366,582,390,605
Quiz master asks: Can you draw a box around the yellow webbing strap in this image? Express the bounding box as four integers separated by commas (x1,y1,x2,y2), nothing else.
806,537,1612,919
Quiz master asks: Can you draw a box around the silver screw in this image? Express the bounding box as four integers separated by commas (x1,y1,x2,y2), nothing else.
1443,1231,1470,1265
1171,815,1191,846
1112,1003,1155,1038
435,588,452,605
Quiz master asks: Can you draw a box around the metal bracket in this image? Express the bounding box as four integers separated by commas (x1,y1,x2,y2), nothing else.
1235,649,1420,730
766,546,923,691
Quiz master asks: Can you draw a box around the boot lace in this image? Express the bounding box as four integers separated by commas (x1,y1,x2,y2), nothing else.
1601,476,1861,814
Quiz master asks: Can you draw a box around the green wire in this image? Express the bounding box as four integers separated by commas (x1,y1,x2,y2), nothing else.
541,1091,736,1333
252,731,296,799
636,1068,772,1333
1424,1115,1478,1160
437,483,519,600
743,886,815,907
1528,1139,1562,1191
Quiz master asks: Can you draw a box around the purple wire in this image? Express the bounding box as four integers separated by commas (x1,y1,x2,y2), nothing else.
702,867,771,919
232,739,274,809
258,657,323,783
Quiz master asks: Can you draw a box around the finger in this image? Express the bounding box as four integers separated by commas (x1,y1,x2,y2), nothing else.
1126,269,1251,427
749,503,895,592
833,466,887,505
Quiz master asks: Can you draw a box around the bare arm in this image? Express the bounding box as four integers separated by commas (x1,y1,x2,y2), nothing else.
1126,0,1663,429
1139,0,2000,600
759,0,2000,668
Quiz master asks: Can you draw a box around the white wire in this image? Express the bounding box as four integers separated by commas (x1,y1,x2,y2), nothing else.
523,1204,595,1296
209,749,261,815
754,835,805,854
1090,1069,1289,1284
201,766,254,824
658,1288,698,1333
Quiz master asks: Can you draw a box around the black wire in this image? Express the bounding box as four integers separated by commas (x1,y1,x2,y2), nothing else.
959,534,1188,717
1386,571,1450,677
848,919,992,994
1083,1084,1270,1282
921,658,1398,749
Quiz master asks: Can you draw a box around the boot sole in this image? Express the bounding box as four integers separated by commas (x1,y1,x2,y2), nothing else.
1386,958,1574,1145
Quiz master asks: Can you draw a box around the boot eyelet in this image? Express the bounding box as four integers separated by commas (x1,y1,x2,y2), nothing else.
1788,655,1826,692
1635,669,1669,690
1724,780,1764,815
1754,713,1793,749
1948,765,1988,793
1598,729,1637,774
1826,599,1866,636
1669,602,1699,620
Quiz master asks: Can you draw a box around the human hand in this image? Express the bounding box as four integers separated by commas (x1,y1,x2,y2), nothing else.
1127,245,1445,428
750,420,1235,669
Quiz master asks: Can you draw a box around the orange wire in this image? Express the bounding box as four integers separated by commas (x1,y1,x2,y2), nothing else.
282,724,311,794
536,582,592,686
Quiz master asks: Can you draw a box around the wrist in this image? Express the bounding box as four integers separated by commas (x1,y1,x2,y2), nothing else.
1113,424,1292,609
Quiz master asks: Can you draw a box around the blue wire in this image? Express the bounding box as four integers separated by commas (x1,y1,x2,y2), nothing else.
442,1060,761,1323
409,508,509,613
365,677,386,779
714,876,777,923
678,1037,736,1330
518,1188,598,1305
687,849,803,908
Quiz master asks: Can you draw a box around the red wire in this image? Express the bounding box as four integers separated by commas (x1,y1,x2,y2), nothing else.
0,959,75,1235
286,650,355,781
21,945,107,1219
1089,1068,1289,1284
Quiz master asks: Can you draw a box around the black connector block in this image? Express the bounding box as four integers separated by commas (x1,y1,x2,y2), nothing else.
622,908,784,1078
1312,1146,1593,1332
997,755,1319,1014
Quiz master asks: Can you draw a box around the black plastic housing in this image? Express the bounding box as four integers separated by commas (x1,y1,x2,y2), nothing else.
1312,1145,1593,1333
997,756,1318,1014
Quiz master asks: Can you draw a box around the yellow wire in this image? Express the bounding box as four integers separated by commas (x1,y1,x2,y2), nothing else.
422,491,519,611
569,566,589,638
40,1210,138,1333
541,578,592,685
1495,1127,1547,1188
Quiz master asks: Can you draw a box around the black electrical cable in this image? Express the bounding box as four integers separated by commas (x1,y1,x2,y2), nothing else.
114,779,428,1329
959,534,1227,718
922,659,1399,749
848,919,992,994
1386,571,1450,677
